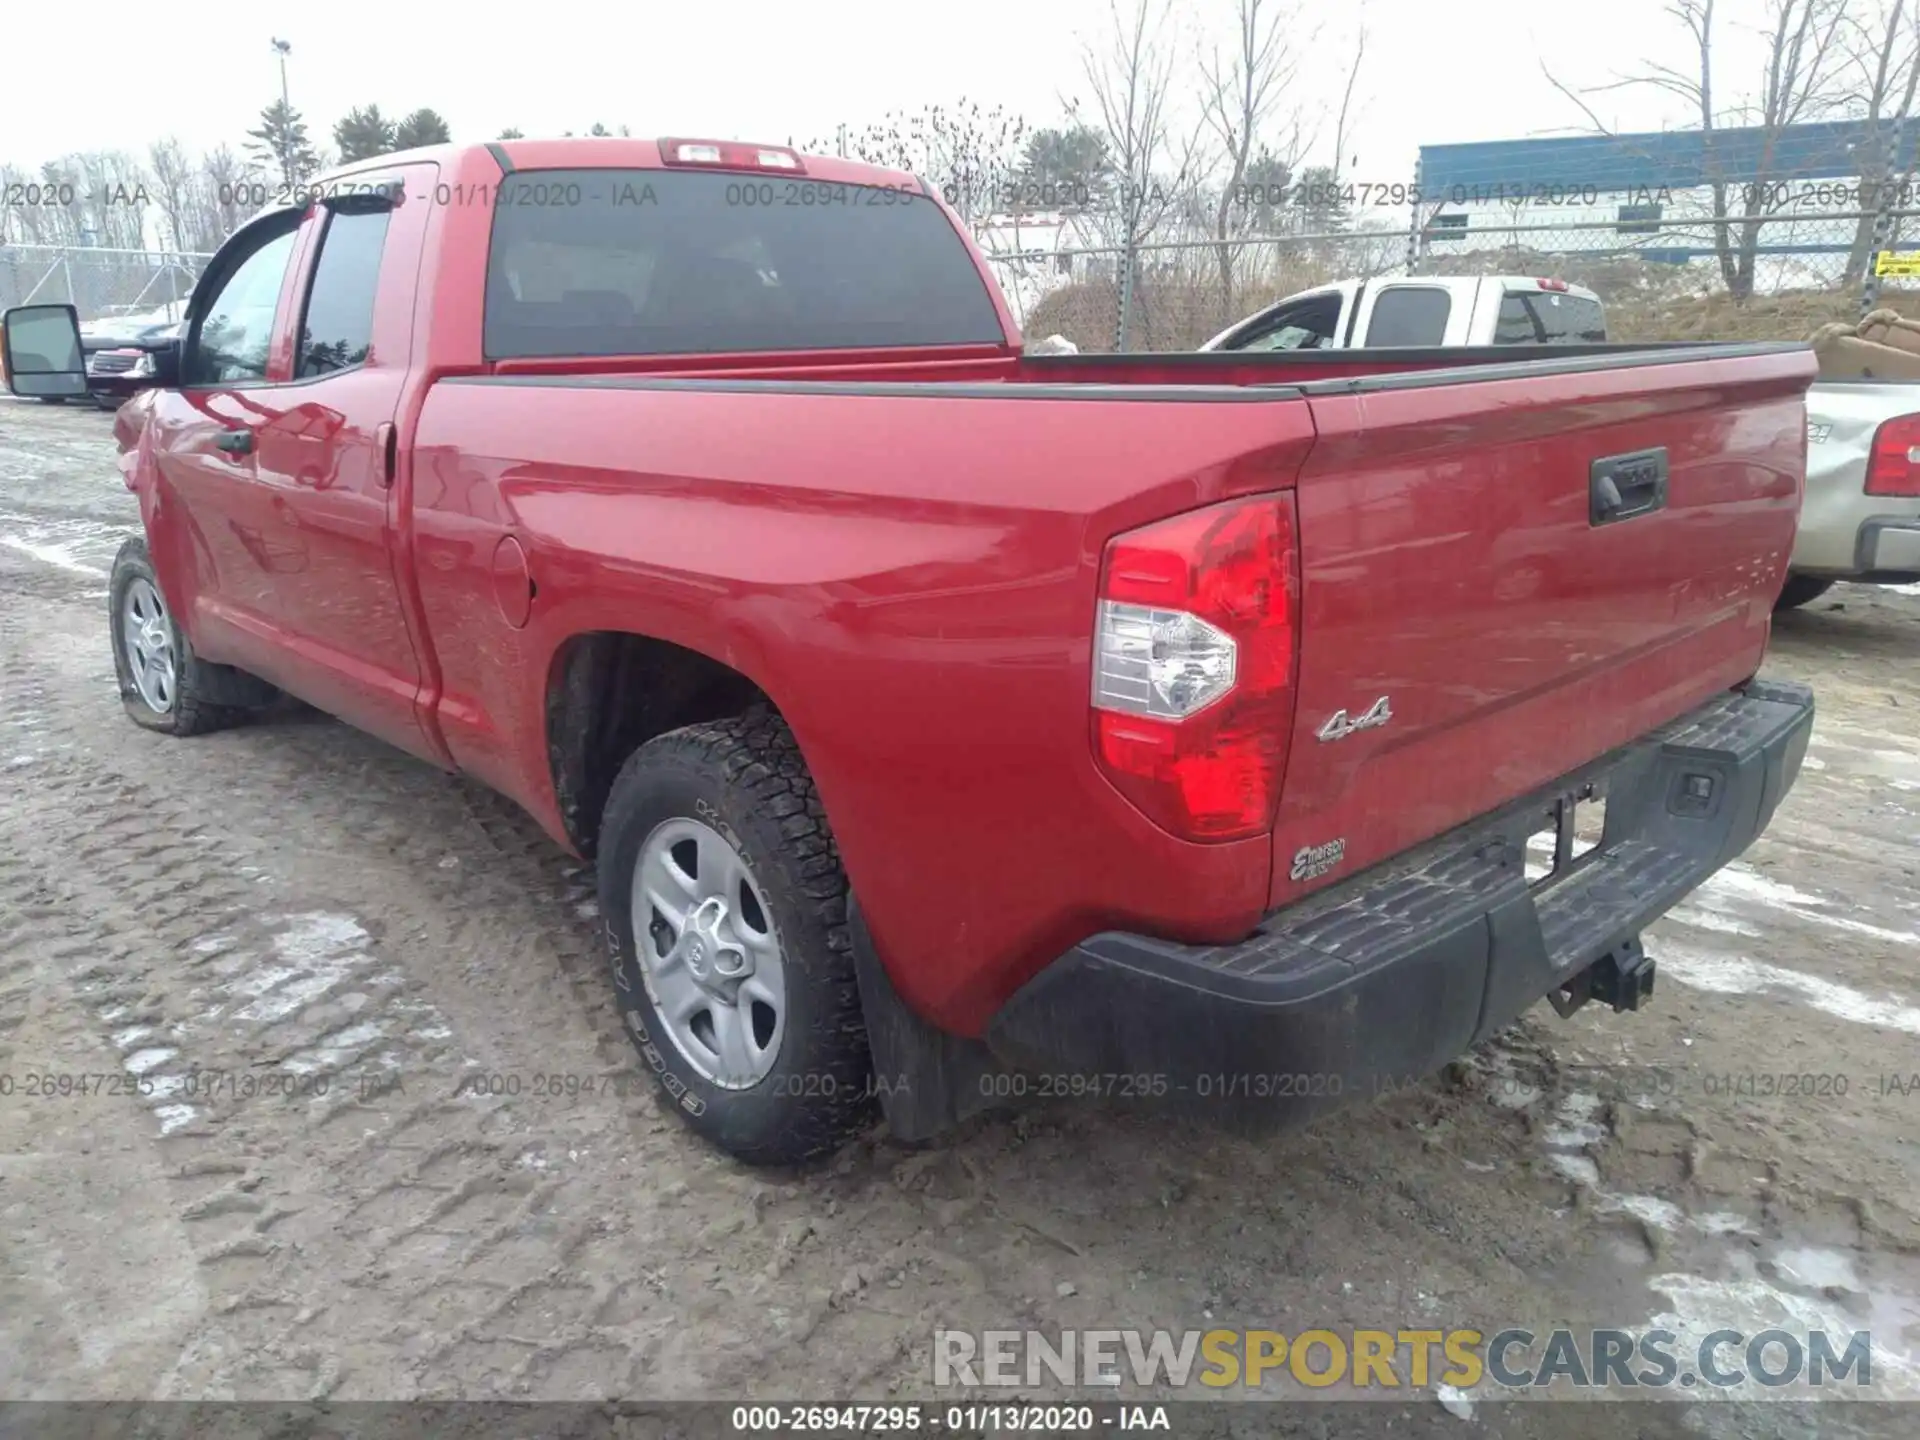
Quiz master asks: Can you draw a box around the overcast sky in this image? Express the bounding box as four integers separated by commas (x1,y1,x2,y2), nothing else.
2,0,1775,184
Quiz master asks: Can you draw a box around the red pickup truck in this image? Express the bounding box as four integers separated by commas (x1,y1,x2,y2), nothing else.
4,138,1816,1165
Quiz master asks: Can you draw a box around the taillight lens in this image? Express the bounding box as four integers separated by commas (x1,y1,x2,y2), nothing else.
1867,413,1920,496
1091,494,1301,841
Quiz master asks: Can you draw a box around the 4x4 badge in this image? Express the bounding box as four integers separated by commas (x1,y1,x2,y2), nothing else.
1317,695,1393,743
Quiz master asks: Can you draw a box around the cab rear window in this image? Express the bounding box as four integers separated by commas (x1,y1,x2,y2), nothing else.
1494,291,1607,344
483,169,1006,357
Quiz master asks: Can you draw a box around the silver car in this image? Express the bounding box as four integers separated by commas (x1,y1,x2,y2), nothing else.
1789,384,1920,608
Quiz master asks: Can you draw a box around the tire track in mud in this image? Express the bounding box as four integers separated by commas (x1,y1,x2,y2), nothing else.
0,582,958,1399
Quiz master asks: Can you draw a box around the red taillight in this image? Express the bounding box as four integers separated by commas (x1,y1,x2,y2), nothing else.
1536,277,1570,292
1867,413,1920,496
657,137,805,174
1090,494,1301,842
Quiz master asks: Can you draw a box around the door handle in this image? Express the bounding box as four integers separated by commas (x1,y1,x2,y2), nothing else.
215,429,255,456
1589,447,1668,526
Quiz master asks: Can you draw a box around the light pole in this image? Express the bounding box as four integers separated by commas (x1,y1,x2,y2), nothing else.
269,39,294,187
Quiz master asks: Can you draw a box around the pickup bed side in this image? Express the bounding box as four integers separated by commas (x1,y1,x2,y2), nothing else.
409,377,1320,1032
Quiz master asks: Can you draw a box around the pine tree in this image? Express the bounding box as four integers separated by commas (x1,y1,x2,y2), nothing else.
393,108,452,151
247,100,318,189
334,105,397,163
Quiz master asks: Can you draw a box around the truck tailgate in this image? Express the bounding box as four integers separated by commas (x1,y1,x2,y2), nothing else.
1272,347,1814,906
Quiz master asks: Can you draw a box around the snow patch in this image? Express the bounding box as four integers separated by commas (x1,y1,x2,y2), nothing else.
0,534,106,577
1694,863,1920,947
1658,943,1920,1036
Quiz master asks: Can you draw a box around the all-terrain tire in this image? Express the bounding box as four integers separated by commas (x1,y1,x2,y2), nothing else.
108,537,279,736
1774,575,1835,611
598,707,872,1165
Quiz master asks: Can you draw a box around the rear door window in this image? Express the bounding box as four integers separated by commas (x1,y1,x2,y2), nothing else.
296,207,392,376
1363,287,1451,346
1493,291,1607,344
483,169,1006,357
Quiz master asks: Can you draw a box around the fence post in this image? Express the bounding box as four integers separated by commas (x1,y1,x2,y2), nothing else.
1404,157,1424,277
1861,200,1894,319
1115,241,1135,352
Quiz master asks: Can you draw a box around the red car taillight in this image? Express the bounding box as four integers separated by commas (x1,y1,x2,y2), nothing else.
1090,493,1301,842
1867,413,1920,496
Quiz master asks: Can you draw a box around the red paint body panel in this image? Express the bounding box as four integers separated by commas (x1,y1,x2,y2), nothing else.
118,141,1818,1041
410,382,1316,1027
1273,350,1809,909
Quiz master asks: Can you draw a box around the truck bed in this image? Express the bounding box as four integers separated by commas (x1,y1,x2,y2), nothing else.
412,339,1814,1030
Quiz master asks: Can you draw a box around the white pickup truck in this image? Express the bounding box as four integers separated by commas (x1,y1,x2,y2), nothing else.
1199,275,1607,352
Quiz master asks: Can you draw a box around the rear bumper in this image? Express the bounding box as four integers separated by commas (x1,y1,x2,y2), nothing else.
984,680,1814,1131
1853,517,1920,582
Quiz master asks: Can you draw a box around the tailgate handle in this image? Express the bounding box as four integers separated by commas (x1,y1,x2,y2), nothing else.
1590,447,1668,526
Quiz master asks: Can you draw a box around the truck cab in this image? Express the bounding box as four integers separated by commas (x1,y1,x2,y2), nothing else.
1200,275,1608,352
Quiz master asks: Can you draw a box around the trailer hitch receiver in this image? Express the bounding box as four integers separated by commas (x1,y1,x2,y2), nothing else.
1549,937,1657,1018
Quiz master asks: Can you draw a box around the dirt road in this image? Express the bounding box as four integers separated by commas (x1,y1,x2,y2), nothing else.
1,397,1916,1435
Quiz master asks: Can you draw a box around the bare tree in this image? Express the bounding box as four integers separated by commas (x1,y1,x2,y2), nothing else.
1841,0,1920,280
200,145,257,246
1550,0,1850,299
148,139,198,253
817,101,1029,227
1082,0,1202,346
1197,0,1309,318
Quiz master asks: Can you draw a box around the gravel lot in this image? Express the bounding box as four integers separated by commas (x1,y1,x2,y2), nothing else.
1,395,1917,1436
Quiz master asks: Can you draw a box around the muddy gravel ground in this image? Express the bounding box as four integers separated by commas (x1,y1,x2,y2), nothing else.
1,396,1917,1438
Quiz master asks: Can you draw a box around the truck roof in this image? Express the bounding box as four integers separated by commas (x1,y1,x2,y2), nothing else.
313,137,924,195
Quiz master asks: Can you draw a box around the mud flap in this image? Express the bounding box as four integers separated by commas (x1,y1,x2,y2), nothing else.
847,898,1010,1143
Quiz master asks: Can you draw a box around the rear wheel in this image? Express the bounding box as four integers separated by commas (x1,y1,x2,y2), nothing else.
598,708,871,1165
1774,575,1835,611
109,537,278,735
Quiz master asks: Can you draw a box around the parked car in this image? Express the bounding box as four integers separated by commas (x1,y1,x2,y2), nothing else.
1769,318,1920,608
1199,275,1607,352
81,308,184,407
6,137,1816,1166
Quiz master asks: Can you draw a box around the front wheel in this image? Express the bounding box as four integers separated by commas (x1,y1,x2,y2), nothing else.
1774,575,1835,611
598,708,871,1165
109,537,278,735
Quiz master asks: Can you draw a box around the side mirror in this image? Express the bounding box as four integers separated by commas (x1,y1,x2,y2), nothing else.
2,303,89,398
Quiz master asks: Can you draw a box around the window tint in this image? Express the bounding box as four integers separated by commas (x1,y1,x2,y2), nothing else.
298,208,391,377
1228,294,1342,351
483,170,1005,357
189,227,298,384
1363,288,1451,346
1492,292,1607,344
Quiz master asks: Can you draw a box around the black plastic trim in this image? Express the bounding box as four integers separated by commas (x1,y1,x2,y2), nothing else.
486,142,515,176
983,680,1816,1135
444,374,1306,403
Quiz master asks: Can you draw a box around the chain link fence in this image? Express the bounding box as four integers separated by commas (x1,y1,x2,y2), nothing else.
983,207,1920,353
0,244,209,324
9,208,1918,354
